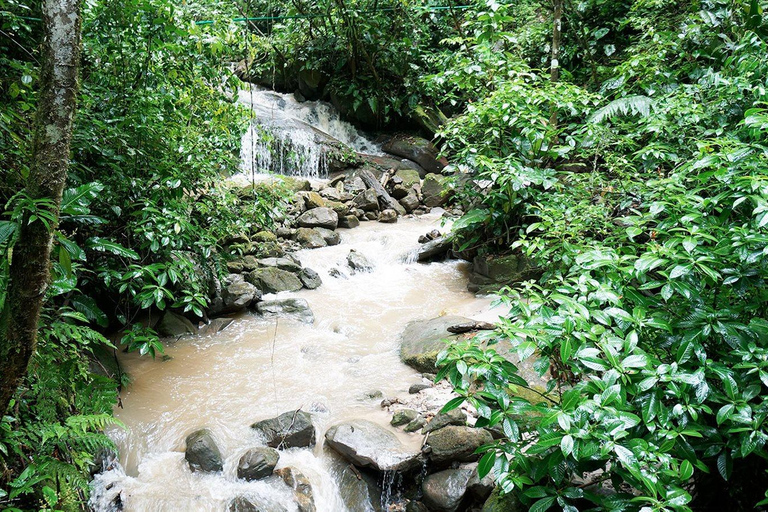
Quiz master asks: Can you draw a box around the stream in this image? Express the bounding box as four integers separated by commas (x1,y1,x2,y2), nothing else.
89,88,502,511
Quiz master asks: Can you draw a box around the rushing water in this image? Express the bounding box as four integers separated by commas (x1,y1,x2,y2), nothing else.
90,213,503,511
238,88,382,180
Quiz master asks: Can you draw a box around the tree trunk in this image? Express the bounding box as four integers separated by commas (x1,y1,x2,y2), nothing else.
0,0,82,415
549,0,563,131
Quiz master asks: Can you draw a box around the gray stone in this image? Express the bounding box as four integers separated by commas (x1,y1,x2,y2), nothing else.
417,236,453,262
297,191,326,209
399,193,420,213
315,227,341,246
185,429,223,472
427,426,494,464
222,281,260,312
395,168,421,188
237,447,279,481
297,207,339,229
391,184,409,199
403,417,427,433
364,211,377,221
382,135,446,175
408,383,432,394
481,487,525,512
326,200,350,216
338,215,360,229
276,467,316,512
347,250,373,272
246,267,303,293
258,257,302,273
378,209,398,223
325,420,422,472
156,311,197,338
319,187,342,201
256,298,314,324
466,462,495,500
357,169,406,215
252,410,316,449
199,317,235,336
422,173,450,207
422,467,474,512
338,465,383,512
353,189,379,212
391,409,419,427
470,254,541,292
345,176,367,194
422,407,467,434
399,315,472,372
299,268,322,289
296,227,328,249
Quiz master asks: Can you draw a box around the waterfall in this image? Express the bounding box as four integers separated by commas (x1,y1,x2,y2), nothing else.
238,88,381,180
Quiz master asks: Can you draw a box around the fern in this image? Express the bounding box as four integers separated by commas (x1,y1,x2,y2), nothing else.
589,95,655,124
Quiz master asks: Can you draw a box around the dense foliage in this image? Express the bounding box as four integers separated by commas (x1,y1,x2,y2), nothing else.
1,1,287,509
436,0,768,511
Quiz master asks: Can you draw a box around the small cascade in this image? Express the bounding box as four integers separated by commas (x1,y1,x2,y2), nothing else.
238,88,382,180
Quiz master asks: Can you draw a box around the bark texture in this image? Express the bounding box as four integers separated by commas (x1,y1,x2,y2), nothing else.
0,0,82,415
549,0,563,131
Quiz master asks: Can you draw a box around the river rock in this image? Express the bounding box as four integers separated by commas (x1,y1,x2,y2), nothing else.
315,227,341,246
357,169,406,215
297,207,338,229
399,192,420,213
246,267,303,293
408,383,432,394
156,311,197,338
427,426,494,464
378,209,398,223
422,408,467,434
252,410,316,449
256,298,314,324
324,420,422,472
345,176,367,194
296,227,328,249
326,200,350,216
298,191,327,209
347,250,373,272
258,257,302,273
228,496,288,512
319,186,342,201
391,409,419,427
199,317,235,336
422,466,474,512
403,417,427,433
466,462,495,500
338,215,360,229
298,268,322,289
391,184,409,200
237,447,279,481
221,280,260,312
185,429,223,472
353,189,379,211
364,212,377,221
416,236,452,262
469,254,541,292
382,135,446,175
422,173,450,207
276,467,316,512
399,315,472,372
338,465,383,512
395,169,421,188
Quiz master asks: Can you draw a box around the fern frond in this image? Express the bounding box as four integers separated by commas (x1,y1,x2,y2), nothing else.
589,95,655,124
65,414,125,433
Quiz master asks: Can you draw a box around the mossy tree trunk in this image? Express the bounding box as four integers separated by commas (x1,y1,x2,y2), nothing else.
0,0,82,415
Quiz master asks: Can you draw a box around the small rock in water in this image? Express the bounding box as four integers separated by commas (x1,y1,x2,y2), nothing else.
229,496,287,512
362,390,384,400
251,410,316,449
184,429,223,473
325,419,422,472
378,209,398,223
338,215,360,229
298,268,323,289
364,211,378,221
422,408,467,434
315,227,341,246
409,383,432,394
347,249,374,272
237,447,279,481
403,416,427,433
391,409,419,427
256,298,314,324
329,267,348,279
276,467,317,512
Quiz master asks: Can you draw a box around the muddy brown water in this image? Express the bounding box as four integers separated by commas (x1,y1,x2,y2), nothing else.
90,212,506,511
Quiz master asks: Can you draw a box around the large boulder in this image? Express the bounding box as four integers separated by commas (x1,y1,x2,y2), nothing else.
251,410,316,449
422,467,474,512
416,236,453,262
421,173,451,207
184,429,223,473
156,311,197,338
246,267,303,294
221,280,261,312
395,168,422,188
297,207,338,229
338,465,383,512
347,250,373,272
276,467,316,512
296,227,328,249
324,420,422,472
237,447,279,481
256,298,315,324
399,315,472,372
353,189,379,212
427,426,493,464
382,135,446,174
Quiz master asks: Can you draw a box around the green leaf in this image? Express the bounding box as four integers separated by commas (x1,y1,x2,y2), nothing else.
478,451,495,479
529,496,556,512
561,435,574,456
441,396,465,413
679,460,694,480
